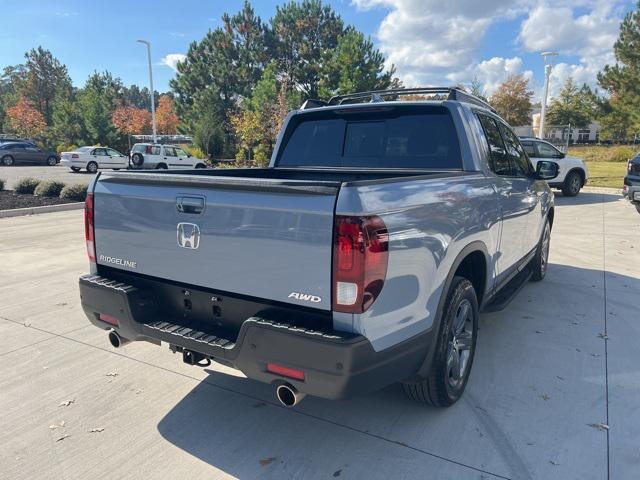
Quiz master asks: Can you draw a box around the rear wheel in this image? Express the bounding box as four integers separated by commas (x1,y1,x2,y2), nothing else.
530,220,551,281
2,155,14,166
402,276,478,407
86,161,98,174
195,163,206,169
46,156,57,166
562,171,582,196
156,163,168,169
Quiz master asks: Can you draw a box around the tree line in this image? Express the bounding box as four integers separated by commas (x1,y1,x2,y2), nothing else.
1,0,638,161
0,47,180,153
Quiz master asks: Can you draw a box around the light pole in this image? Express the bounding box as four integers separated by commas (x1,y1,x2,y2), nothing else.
538,51,558,139
137,39,157,143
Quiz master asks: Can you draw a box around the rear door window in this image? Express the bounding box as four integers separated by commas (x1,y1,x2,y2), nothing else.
277,107,462,169
476,114,511,176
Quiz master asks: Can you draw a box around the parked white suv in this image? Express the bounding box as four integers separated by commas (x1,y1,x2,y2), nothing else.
520,137,588,196
129,143,207,170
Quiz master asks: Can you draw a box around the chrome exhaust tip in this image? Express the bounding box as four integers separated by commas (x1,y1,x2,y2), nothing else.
108,330,129,349
276,383,306,407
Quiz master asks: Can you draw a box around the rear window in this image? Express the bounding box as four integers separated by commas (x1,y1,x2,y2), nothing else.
276,107,462,169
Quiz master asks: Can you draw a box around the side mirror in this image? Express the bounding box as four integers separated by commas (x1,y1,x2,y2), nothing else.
187,153,192,157
535,160,559,180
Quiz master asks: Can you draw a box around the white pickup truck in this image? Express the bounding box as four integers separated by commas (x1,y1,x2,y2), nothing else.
129,143,207,170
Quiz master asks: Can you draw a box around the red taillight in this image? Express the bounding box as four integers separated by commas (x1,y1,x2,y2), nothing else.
332,215,389,314
266,363,305,381
85,193,96,262
98,313,119,326
71,153,79,159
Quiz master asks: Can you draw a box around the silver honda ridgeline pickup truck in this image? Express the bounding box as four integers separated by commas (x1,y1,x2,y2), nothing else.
79,87,559,408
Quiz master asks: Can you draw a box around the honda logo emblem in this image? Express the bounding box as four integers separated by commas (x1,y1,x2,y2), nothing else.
177,222,200,249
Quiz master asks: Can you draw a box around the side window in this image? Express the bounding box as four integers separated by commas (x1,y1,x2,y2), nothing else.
106,148,120,156
498,123,533,177
522,142,536,156
164,147,177,156
151,146,161,155
94,148,108,156
535,142,560,159
476,114,511,176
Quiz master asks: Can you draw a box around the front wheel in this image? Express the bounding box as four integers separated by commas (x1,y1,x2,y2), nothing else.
530,220,551,282
86,161,98,174
70,167,81,172
46,156,57,166
562,171,582,197
402,276,478,407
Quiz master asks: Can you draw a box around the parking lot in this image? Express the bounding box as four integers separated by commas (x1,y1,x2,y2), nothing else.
0,165,94,189
0,189,638,479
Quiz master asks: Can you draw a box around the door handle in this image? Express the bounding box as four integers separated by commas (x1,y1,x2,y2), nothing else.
176,196,205,214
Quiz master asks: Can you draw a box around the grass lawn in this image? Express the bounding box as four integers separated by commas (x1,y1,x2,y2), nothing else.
568,145,637,189
584,161,627,188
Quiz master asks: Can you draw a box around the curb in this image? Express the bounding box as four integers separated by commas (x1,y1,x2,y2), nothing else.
0,201,84,218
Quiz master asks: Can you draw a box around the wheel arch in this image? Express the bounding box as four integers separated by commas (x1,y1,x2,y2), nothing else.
412,241,490,379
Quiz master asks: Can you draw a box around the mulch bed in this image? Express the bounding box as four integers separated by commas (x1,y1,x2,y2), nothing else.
0,190,76,210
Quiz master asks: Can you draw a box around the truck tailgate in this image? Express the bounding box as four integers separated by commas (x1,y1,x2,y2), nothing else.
92,172,340,310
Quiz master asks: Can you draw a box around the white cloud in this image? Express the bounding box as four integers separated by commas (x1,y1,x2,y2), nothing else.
353,0,628,99
160,54,187,72
352,0,528,87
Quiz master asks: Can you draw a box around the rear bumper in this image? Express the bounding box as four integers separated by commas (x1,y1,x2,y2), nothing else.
79,274,430,400
623,175,640,203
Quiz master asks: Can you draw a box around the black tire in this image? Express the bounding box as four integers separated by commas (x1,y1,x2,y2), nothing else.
131,153,144,167
562,171,582,196
70,167,81,172
402,276,478,407
2,155,14,166
46,156,58,166
530,219,551,282
156,163,168,169
86,161,98,174
195,163,206,169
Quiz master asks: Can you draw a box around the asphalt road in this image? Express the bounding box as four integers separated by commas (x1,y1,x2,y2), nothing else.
0,190,638,479
0,164,94,189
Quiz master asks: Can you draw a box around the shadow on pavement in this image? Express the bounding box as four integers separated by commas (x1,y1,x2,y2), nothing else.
553,190,620,205
156,263,638,479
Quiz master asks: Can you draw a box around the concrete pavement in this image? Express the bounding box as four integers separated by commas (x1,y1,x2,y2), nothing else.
0,190,638,479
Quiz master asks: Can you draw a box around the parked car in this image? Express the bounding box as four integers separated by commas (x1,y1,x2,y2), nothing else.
623,153,640,214
60,146,128,173
79,87,559,408
129,143,207,170
0,142,58,166
519,137,588,196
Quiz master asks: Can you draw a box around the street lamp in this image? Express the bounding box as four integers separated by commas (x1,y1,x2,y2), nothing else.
538,51,558,139
137,39,157,143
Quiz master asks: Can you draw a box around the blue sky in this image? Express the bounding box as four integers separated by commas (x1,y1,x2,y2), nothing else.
0,0,635,100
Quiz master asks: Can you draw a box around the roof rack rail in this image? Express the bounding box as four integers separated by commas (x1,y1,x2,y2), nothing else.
308,87,496,113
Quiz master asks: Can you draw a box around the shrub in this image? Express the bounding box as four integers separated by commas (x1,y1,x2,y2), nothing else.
34,180,65,197
14,177,41,194
56,144,77,154
59,183,88,202
184,145,207,160
0,178,5,191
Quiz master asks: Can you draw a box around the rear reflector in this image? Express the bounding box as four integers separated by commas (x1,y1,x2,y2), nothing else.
266,363,305,381
85,193,96,262
98,313,119,326
332,215,389,313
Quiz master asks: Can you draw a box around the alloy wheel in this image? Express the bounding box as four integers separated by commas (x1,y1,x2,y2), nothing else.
447,299,474,389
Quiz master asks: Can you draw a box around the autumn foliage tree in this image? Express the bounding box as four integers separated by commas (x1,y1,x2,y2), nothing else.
6,97,46,138
156,95,179,134
490,74,533,126
112,105,150,148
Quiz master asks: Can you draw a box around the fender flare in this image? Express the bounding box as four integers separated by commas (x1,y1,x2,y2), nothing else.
411,240,490,380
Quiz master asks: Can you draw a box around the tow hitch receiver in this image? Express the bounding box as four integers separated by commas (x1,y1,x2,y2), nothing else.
182,349,211,367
